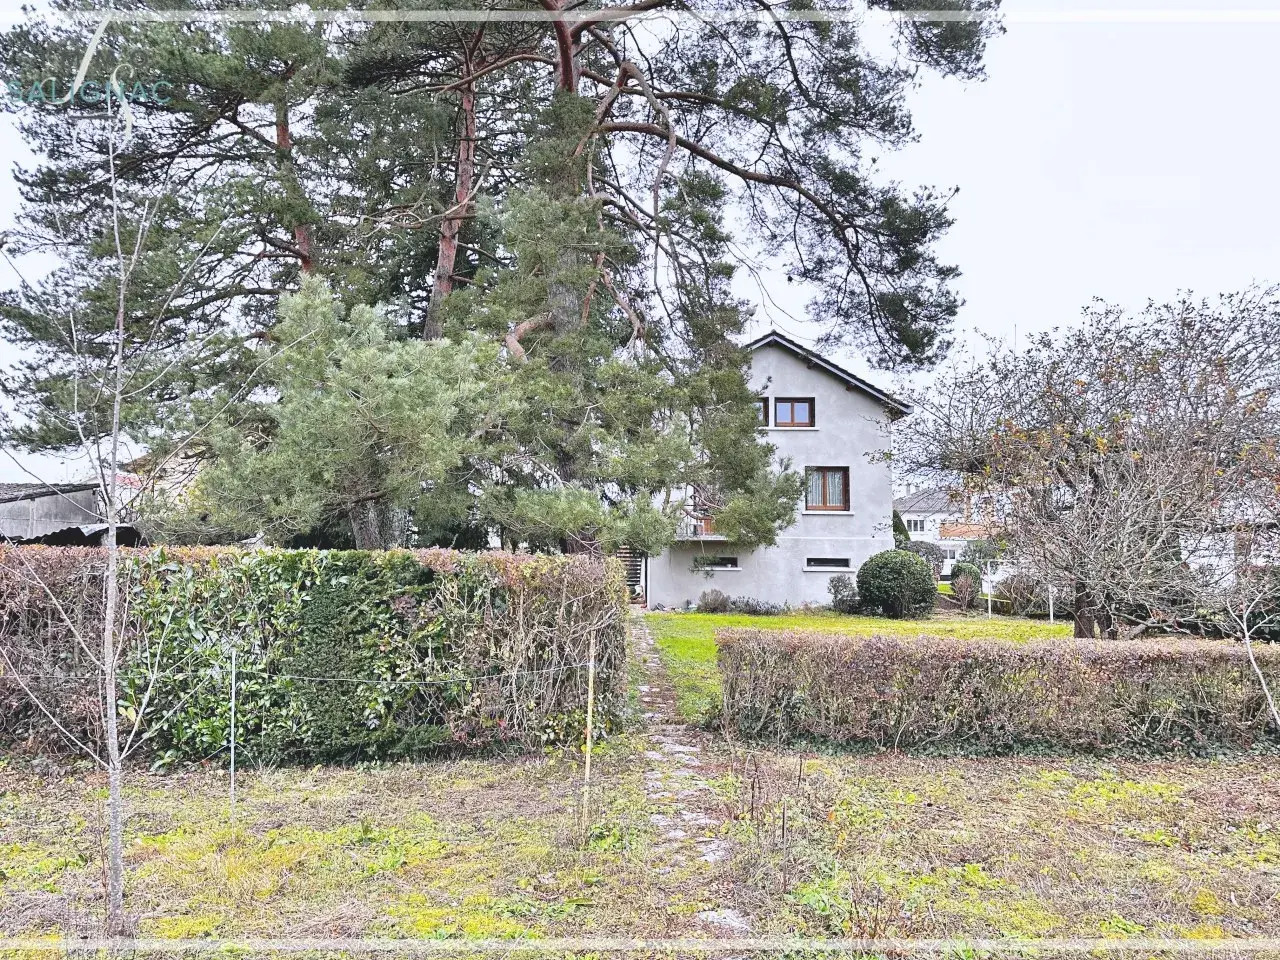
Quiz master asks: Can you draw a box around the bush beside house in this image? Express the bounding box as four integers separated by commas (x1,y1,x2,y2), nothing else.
719,628,1280,753
0,546,627,762
856,550,936,618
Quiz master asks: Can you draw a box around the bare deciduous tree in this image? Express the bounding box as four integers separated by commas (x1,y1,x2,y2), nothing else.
903,289,1280,644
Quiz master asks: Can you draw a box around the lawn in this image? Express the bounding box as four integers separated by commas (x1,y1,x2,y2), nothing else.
646,609,1073,720
4,742,1279,947
725,750,1280,943
0,740,730,942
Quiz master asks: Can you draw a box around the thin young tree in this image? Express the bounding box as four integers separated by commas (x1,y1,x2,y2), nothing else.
0,68,303,932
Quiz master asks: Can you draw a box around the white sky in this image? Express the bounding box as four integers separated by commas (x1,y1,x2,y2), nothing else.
5,0,1280,481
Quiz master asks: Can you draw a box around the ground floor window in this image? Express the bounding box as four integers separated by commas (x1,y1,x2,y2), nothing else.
805,557,850,569
693,556,739,570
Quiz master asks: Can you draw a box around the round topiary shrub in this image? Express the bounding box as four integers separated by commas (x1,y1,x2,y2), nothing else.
856,550,936,619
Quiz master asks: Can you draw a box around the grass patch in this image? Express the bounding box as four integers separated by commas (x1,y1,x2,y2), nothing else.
646,610,1072,721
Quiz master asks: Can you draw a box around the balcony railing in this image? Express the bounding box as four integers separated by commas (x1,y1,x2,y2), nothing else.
675,515,725,540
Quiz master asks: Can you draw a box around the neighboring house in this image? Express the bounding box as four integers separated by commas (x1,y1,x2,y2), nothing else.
645,331,911,608
0,481,142,546
894,486,998,578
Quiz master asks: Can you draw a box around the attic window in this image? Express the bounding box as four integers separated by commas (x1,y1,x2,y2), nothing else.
775,397,815,427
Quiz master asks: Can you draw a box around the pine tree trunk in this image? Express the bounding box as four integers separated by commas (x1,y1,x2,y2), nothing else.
348,501,408,551
275,99,314,274
425,82,477,339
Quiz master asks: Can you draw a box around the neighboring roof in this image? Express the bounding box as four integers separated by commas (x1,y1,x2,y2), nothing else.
894,487,957,514
939,522,996,541
0,482,98,504
743,331,913,418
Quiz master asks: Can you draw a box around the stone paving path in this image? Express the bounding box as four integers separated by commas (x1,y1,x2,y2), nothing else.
629,612,751,935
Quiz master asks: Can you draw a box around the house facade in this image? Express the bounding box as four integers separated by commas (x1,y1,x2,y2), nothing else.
645,332,911,608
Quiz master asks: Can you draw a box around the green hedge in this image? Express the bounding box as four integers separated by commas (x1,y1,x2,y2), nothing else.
0,546,627,762
719,628,1280,754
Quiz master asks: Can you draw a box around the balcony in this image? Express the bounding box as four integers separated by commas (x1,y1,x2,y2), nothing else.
675,515,726,540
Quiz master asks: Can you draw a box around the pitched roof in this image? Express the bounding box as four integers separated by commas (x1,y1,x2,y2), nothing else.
894,487,957,514
0,482,98,504
743,330,913,418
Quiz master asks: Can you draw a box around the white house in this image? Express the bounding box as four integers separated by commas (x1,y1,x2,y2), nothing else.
894,486,998,578
644,331,911,608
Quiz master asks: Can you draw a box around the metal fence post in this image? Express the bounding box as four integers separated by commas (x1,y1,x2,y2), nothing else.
581,632,598,832
229,646,237,821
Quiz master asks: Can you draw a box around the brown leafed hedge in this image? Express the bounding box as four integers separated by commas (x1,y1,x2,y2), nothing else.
0,546,628,762
719,628,1280,753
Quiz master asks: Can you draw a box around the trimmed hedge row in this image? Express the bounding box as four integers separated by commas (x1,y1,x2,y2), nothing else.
719,628,1280,753
0,546,628,762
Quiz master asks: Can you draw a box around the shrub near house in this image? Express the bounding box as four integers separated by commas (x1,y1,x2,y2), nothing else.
856,549,936,618
0,547,627,761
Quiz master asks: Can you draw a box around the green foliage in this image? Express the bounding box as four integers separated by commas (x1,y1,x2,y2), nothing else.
719,629,1280,753
856,550,937,619
148,278,501,548
892,509,910,548
827,574,859,614
903,540,945,573
961,539,1000,564
950,561,983,587
0,546,627,761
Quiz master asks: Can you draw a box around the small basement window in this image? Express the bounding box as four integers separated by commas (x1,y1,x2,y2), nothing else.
805,557,850,569
693,556,739,570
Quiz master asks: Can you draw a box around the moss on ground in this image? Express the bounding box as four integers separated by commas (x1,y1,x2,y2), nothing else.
731,751,1280,942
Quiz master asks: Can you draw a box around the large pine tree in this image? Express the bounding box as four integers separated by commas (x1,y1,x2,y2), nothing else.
1,0,999,550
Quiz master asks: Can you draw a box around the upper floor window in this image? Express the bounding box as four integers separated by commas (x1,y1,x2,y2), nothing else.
775,397,815,427
906,518,925,533
805,466,849,511
753,396,769,426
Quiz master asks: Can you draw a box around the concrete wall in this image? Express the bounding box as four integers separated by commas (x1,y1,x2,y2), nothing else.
0,489,101,539
647,343,898,608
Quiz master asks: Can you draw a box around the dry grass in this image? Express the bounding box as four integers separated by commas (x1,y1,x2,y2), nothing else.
3,744,1279,948
0,741,735,942
719,749,1280,943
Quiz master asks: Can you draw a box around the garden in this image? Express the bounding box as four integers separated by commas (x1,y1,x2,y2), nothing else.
2,544,1279,950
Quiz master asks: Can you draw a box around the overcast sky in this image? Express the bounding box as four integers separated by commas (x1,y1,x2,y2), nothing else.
4,1,1280,481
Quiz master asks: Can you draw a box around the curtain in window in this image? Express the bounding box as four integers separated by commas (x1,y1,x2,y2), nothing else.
807,470,824,506
825,469,846,507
